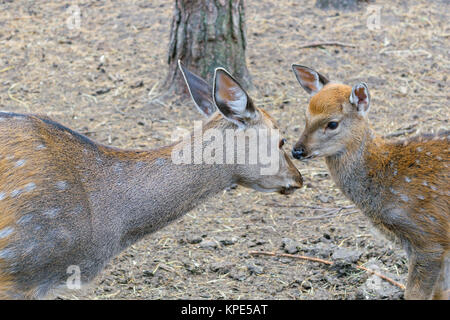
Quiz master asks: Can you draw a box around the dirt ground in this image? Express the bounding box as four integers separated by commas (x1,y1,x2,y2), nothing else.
0,0,448,300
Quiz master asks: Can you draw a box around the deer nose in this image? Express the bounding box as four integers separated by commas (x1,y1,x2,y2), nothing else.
292,146,307,159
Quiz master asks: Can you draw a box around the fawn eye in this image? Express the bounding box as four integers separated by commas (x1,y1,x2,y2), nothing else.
279,138,287,148
327,121,339,130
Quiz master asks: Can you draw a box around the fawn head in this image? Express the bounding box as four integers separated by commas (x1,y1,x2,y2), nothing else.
178,61,302,194
290,65,371,160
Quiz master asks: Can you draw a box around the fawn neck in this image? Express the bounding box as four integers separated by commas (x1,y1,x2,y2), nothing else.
325,125,385,213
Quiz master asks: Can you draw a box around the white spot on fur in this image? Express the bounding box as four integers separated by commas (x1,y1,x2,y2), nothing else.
0,227,14,239
18,214,33,225
436,156,442,161
135,161,145,170
390,188,399,195
400,194,409,202
417,195,425,200
10,189,22,198
0,192,5,200
422,181,428,186
35,144,46,150
404,176,411,183
415,159,420,164
15,159,26,167
393,169,398,176
55,181,68,190
0,249,14,259
24,182,36,192
155,158,165,166
44,208,60,218
416,147,423,152
430,185,437,191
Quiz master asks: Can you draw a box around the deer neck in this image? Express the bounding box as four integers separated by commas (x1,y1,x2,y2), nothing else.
84,139,235,253
325,126,386,213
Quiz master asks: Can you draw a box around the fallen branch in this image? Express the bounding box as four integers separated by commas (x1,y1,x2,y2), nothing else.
294,210,358,222
356,265,406,290
249,250,333,265
298,41,356,49
249,251,405,290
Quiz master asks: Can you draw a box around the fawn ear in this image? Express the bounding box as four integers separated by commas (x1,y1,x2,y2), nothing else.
292,64,329,95
349,82,370,116
178,60,216,117
213,67,257,128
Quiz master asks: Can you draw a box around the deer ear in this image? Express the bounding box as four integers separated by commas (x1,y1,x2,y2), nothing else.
178,60,216,117
213,67,256,128
350,82,370,116
292,64,329,95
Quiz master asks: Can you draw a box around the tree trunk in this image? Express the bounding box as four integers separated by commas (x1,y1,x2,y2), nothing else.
165,0,251,96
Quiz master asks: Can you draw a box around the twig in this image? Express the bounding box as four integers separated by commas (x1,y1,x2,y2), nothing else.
356,265,406,290
8,83,29,110
249,251,405,290
0,66,14,73
384,128,417,138
264,202,338,210
249,250,333,265
298,41,356,49
294,210,358,222
263,203,357,221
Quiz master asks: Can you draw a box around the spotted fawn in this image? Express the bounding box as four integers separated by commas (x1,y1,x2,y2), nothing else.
290,65,449,300
0,63,302,299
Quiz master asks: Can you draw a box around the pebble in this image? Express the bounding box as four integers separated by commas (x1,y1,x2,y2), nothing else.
199,240,218,249
282,238,300,254
210,261,235,274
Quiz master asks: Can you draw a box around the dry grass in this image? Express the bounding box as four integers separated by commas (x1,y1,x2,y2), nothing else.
0,0,448,299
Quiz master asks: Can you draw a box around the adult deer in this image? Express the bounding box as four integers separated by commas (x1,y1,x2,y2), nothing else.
290,64,449,300
0,62,302,299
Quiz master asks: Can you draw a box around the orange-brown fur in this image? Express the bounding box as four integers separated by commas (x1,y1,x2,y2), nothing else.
365,136,449,250
309,84,351,116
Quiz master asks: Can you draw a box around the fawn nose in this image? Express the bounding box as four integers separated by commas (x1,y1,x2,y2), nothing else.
292,146,307,159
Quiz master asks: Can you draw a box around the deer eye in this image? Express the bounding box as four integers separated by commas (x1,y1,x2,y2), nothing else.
279,138,287,148
327,121,339,130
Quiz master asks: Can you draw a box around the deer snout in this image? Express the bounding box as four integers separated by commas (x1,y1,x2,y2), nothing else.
292,144,308,160
292,169,303,188
284,153,303,190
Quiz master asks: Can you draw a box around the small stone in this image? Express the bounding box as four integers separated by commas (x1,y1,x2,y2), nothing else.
210,261,234,274
316,194,333,203
246,263,264,275
228,270,248,281
142,270,154,277
302,243,336,259
217,237,237,246
95,87,111,95
130,80,144,89
183,260,204,275
282,238,299,254
199,240,218,249
186,234,202,244
301,280,312,290
332,247,362,263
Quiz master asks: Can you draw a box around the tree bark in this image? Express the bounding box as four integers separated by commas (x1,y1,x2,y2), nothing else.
165,0,251,95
